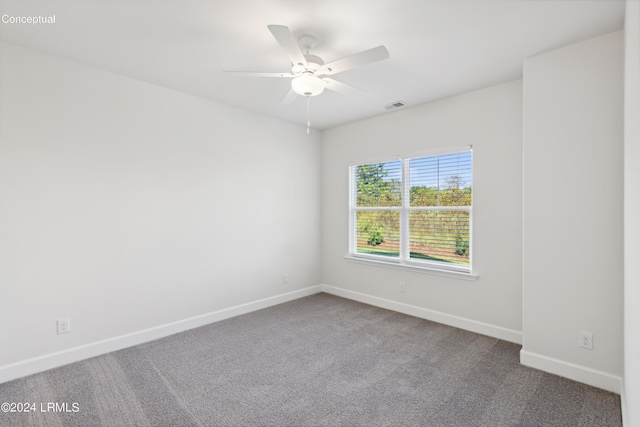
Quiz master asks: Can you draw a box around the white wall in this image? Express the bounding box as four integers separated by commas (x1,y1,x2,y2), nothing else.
0,42,321,379
624,1,640,424
322,80,523,341
521,31,623,392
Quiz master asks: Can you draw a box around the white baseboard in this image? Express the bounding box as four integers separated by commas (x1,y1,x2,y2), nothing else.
0,285,322,385
520,349,622,394
321,284,522,344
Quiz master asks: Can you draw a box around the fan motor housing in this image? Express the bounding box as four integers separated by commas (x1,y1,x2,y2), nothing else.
292,54,324,74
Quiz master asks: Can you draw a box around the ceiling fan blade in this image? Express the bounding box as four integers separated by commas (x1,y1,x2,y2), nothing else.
318,45,389,76
323,78,363,95
267,25,308,68
224,71,294,78
280,88,298,104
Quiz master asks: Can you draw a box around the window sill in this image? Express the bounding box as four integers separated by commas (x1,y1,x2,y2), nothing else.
343,255,478,281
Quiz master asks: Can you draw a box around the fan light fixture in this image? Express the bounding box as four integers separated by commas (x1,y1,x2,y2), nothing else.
291,72,326,97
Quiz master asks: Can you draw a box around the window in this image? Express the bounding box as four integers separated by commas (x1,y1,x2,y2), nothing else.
349,147,472,273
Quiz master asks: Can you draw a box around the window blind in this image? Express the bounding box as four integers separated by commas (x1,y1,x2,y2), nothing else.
351,160,402,258
408,151,472,268
349,148,473,272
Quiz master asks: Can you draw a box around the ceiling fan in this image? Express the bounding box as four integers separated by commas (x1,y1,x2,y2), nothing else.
224,25,389,131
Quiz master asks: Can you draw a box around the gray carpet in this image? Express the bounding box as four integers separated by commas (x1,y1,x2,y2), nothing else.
0,293,622,426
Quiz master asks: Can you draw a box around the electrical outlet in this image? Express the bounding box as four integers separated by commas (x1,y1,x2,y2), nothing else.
283,274,288,284
579,332,593,349
57,318,70,335
400,282,406,293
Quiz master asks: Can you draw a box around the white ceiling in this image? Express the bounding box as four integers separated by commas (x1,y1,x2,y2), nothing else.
0,0,625,130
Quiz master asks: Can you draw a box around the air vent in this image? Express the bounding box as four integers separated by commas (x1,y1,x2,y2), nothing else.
384,101,406,111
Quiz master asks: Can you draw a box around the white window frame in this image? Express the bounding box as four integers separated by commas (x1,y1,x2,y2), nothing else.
346,147,476,280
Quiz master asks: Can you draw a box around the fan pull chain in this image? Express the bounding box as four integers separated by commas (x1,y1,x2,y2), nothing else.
306,96,310,134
